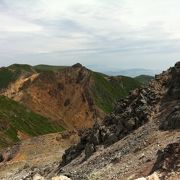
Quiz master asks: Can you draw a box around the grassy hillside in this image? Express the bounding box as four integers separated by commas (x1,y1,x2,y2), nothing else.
0,64,35,90
8,64,33,72
34,64,68,72
135,75,154,85
0,68,20,89
91,72,141,113
0,64,67,90
0,96,64,149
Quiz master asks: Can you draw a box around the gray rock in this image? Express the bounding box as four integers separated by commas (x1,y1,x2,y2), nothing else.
105,134,118,146
89,130,100,145
85,143,95,159
0,153,3,163
125,118,136,130
160,110,180,130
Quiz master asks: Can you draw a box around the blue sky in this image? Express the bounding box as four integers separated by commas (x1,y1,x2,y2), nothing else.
0,0,180,71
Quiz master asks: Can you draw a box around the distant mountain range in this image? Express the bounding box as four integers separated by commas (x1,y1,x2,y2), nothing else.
102,68,161,77
86,64,161,77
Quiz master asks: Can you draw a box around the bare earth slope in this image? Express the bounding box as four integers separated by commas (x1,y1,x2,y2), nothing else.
1,64,96,130
1,63,140,130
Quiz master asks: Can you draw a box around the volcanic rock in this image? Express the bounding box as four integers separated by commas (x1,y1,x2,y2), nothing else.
85,143,95,159
160,107,180,130
150,142,180,174
0,153,3,163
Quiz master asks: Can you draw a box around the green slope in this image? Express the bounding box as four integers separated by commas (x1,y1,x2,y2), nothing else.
0,96,64,149
8,64,33,72
0,68,20,89
0,64,67,90
135,75,154,85
91,72,141,113
34,64,68,72
0,64,35,90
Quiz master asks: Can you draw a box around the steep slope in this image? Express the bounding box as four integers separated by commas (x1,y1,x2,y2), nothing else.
0,96,64,149
53,62,180,179
1,63,141,130
92,73,141,112
134,75,154,85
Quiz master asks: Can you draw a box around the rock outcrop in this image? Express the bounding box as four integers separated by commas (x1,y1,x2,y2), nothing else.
160,105,180,130
57,62,180,180
150,142,180,176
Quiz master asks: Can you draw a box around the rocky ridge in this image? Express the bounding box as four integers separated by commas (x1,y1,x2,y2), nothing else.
55,62,180,179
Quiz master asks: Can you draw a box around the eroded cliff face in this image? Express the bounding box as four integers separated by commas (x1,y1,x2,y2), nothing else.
1,63,141,131
0,62,143,132
2,65,102,130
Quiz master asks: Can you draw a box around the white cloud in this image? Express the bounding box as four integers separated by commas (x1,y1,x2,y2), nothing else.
121,0,180,38
0,0,180,69
0,14,42,32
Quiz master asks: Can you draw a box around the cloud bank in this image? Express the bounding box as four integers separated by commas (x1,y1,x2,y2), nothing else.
0,0,180,70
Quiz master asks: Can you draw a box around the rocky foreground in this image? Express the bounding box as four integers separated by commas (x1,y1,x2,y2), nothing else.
0,62,180,180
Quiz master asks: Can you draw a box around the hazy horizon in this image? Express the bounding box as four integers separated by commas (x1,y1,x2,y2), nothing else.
0,0,180,71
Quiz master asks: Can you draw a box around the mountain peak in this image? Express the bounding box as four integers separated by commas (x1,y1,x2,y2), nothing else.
72,63,83,68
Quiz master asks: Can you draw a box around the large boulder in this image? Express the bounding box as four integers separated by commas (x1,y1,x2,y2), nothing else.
60,143,84,167
160,107,180,130
150,142,180,174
